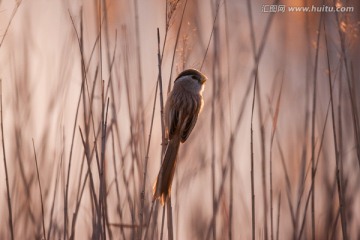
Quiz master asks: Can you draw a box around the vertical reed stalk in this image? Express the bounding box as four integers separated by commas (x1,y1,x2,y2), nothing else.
1,80,14,240
250,73,257,240
32,139,47,240
310,13,323,240
324,23,347,240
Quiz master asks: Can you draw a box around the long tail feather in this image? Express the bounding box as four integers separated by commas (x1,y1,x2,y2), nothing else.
153,136,181,204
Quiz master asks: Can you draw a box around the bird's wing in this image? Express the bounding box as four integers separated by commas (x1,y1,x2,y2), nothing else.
180,95,202,142
180,114,198,143
167,100,179,140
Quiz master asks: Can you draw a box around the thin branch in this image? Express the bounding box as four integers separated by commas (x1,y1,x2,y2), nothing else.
32,139,47,240
166,199,174,240
0,1,22,49
250,68,257,240
160,205,166,240
157,28,166,155
200,0,221,71
276,193,281,240
247,0,257,238
269,76,284,240
138,75,160,240
0,79,14,240
324,22,347,240
310,12,323,240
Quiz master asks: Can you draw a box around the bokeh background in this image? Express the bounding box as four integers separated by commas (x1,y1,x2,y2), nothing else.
0,0,359,239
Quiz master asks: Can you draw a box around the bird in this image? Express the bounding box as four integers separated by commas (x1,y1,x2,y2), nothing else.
153,69,207,205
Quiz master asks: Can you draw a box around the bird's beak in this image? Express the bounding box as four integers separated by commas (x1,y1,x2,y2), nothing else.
201,76,207,84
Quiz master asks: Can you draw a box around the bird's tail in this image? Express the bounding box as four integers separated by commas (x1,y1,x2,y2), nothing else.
153,136,181,205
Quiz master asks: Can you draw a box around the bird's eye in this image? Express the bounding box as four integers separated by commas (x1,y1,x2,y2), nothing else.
191,75,200,81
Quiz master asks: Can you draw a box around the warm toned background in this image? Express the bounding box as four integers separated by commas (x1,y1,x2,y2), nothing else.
0,0,359,239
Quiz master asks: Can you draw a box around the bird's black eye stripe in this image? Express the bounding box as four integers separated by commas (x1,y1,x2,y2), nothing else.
191,75,201,81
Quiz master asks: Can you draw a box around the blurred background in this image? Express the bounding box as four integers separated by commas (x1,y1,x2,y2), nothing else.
0,0,359,239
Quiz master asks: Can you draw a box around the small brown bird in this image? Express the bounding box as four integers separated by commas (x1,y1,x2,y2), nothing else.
153,69,207,204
